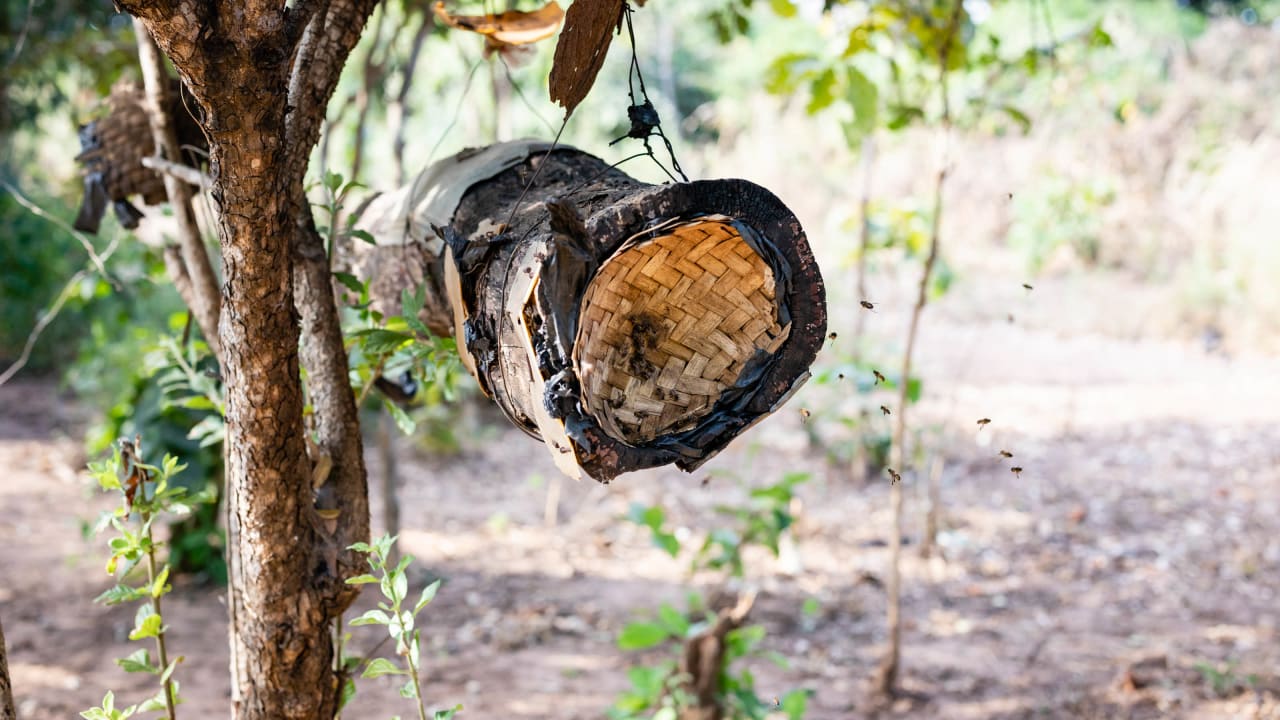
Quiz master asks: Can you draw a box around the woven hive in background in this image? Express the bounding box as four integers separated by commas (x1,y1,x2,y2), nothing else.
354,140,826,482
73,79,207,233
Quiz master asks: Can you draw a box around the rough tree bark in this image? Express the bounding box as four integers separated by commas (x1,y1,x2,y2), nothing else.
116,1,378,717
0,616,14,720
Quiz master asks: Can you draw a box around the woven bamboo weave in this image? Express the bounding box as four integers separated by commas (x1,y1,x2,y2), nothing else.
575,219,790,445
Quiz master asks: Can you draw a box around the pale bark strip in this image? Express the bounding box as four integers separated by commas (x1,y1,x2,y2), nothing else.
133,19,222,360
0,616,15,720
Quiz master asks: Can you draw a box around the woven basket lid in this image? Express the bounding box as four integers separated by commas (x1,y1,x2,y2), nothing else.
574,217,791,445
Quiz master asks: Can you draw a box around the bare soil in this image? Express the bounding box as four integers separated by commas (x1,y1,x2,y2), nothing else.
2,274,1279,719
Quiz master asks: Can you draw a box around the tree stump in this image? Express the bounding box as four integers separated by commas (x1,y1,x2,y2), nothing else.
356,140,826,481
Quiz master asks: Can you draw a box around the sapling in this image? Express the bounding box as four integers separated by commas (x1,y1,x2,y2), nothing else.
83,436,203,720
345,534,460,720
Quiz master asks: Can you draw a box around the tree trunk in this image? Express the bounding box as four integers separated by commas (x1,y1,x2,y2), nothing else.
121,1,379,717
354,142,827,481
0,616,15,720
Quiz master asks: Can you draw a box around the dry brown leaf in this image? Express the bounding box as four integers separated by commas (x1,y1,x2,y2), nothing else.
549,0,625,118
433,1,566,46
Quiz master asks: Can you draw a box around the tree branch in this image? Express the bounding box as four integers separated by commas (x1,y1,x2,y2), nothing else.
134,19,223,360
293,204,371,588
141,155,213,189
0,616,16,720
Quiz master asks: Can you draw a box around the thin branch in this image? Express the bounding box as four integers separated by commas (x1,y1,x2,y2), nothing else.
390,11,434,186
877,0,962,699
134,19,224,361
850,135,876,363
1,181,115,287
0,237,122,388
0,615,16,720
3,0,35,68
142,155,213,189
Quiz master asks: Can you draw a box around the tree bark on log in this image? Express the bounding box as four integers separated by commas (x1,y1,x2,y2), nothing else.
355,141,826,481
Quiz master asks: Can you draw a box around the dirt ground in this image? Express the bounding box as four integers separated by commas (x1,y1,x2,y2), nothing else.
2,270,1280,720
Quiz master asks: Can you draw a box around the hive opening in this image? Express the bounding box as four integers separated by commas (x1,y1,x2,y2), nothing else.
574,216,791,446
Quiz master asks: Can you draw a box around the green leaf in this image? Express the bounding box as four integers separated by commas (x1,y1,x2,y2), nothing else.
999,105,1032,134
617,622,670,650
339,677,357,710
349,609,391,626
657,604,690,638
433,705,463,720
354,328,413,355
780,688,814,719
333,272,364,293
152,565,171,598
653,531,680,558
805,68,838,115
346,573,380,585
159,658,180,684
95,583,148,606
130,613,163,640
349,229,377,245
399,678,418,699
763,53,818,95
362,657,404,678
384,398,417,435
414,579,442,613
116,648,155,674
324,171,344,193
392,569,408,602
843,66,879,142
769,0,796,17
887,104,925,131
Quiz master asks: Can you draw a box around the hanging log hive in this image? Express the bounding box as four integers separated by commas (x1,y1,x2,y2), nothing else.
354,140,825,482
72,79,206,234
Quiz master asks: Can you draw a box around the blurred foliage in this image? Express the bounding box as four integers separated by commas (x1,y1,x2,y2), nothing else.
1010,174,1116,273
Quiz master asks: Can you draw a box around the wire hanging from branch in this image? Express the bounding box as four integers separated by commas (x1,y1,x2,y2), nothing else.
610,2,688,183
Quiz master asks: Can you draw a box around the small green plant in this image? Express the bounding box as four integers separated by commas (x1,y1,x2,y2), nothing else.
83,437,206,720
614,474,814,719
1193,660,1257,699
610,594,812,720
344,534,460,720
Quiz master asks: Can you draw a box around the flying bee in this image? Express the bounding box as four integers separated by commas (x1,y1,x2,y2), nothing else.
799,408,811,423
860,300,876,311
1010,466,1023,478
837,373,846,381
701,476,711,487
887,468,902,484
873,369,886,385
1022,283,1034,291
880,405,891,416
999,450,1013,459
828,332,838,342
977,418,992,430
1007,313,1015,323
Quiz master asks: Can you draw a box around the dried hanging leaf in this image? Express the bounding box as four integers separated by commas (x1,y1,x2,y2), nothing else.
549,0,625,118
432,1,566,46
